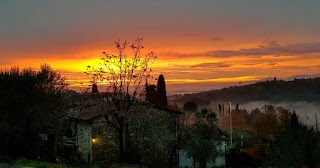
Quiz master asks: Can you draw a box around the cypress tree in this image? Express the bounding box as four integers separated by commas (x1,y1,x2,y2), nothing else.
156,74,167,107
92,83,98,93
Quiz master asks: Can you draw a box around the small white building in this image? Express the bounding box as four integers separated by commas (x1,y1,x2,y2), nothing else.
63,99,109,162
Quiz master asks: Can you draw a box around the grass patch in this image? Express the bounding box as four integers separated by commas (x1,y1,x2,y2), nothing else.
4,158,142,168
12,158,69,168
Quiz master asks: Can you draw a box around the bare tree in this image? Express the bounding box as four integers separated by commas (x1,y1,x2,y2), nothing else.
86,37,156,161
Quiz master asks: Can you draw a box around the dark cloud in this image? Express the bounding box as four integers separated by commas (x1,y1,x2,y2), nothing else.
162,41,320,58
190,62,230,68
242,63,262,66
268,63,278,66
210,36,224,41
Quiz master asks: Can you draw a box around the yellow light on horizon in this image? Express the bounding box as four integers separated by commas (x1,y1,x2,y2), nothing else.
165,75,268,84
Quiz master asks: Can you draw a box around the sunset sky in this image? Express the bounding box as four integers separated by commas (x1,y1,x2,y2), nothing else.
1,1,320,94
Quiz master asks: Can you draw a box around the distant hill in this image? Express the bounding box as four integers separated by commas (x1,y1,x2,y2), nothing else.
175,77,320,105
286,73,320,81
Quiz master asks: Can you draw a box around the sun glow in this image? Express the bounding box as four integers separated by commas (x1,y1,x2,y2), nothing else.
165,75,267,84
1,39,320,94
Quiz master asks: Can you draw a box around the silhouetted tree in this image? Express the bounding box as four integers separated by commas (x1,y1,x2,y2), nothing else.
222,104,225,115
167,99,179,110
92,83,98,93
251,112,278,143
262,105,276,115
128,103,175,167
145,82,157,104
0,64,67,158
184,108,222,168
183,101,198,112
246,106,320,167
232,110,247,131
156,74,167,107
245,108,262,125
85,37,156,162
270,110,312,167
235,103,240,112
291,111,300,132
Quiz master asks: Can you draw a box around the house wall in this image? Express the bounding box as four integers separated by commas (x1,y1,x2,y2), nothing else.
76,122,92,162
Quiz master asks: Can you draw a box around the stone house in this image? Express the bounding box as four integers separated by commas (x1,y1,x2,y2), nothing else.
61,94,111,163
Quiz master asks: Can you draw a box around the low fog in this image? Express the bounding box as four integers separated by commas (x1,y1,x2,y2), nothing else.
200,100,320,126
240,101,320,126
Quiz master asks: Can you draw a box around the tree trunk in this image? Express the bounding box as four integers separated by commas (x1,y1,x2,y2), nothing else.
199,160,207,168
193,156,196,168
169,144,177,168
119,124,125,162
118,121,128,162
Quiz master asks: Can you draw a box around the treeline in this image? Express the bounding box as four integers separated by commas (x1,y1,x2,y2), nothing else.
177,77,320,104
223,105,320,167
0,64,68,159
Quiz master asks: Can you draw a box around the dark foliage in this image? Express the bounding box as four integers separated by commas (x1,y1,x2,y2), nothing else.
183,101,198,112
91,83,98,93
156,74,167,108
270,113,320,167
145,83,157,104
0,64,67,159
246,107,320,167
235,103,240,112
245,108,262,125
183,108,222,168
226,148,258,168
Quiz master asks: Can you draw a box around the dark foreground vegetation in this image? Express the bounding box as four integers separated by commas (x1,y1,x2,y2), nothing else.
0,64,68,159
227,106,320,167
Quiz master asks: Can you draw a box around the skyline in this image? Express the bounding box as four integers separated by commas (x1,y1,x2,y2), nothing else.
1,1,320,93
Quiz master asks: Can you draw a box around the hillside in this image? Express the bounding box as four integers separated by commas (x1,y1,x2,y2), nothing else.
175,77,320,105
